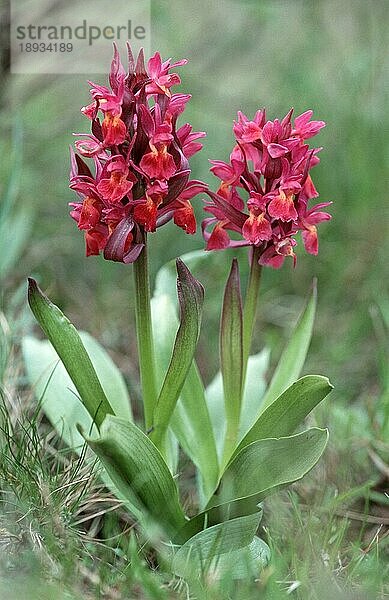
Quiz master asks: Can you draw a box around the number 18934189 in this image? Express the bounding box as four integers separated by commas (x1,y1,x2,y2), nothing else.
19,42,73,52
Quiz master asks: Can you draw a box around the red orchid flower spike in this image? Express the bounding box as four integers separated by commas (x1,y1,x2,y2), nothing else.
69,43,207,263
202,108,331,268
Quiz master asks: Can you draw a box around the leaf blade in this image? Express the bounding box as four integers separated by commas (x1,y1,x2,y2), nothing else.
82,415,186,538
22,332,132,451
220,259,244,418
151,260,204,448
206,349,270,463
214,428,329,514
235,375,333,456
220,259,244,463
260,281,317,411
172,512,266,579
151,293,218,500
178,428,328,541
27,278,114,428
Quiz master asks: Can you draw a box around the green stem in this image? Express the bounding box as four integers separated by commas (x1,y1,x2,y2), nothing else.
133,240,158,431
221,421,239,471
242,247,262,389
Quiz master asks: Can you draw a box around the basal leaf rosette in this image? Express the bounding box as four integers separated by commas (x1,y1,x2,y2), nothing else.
69,44,207,263
203,108,331,267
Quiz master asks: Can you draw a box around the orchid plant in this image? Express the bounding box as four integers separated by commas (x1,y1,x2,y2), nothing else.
25,44,333,580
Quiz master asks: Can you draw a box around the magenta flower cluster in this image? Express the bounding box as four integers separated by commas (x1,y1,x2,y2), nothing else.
69,43,206,263
203,109,331,267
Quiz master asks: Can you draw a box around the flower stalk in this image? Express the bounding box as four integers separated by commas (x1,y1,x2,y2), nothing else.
242,248,262,387
133,240,158,430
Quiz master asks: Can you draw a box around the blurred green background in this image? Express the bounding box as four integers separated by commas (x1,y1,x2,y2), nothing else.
1,0,388,408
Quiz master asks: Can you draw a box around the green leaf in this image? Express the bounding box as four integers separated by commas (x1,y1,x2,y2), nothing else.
176,428,328,543
220,259,243,463
172,512,268,579
210,428,328,516
239,348,270,440
174,535,270,581
151,260,204,449
150,293,180,474
206,349,270,462
22,334,141,523
27,279,114,428
235,375,333,457
260,281,317,411
220,259,243,416
151,293,218,501
205,371,225,462
81,415,186,538
22,332,132,451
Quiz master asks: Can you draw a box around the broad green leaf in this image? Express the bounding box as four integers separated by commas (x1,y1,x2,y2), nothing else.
149,293,180,475
151,293,218,500
23,334,140,523
220,259,243,461
206,349,270,462
22,332,132,451
154,251,220,496
172,511,266,579
209,428,328,516
81,415,186,538
234,375,333,457
206,371,225,462
162,430,179,476
211,536,270,581
28,279,114,427
174,502,264,545
260,281,317,411
177,428,328,541
151,260,204,449
174,535,270,581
